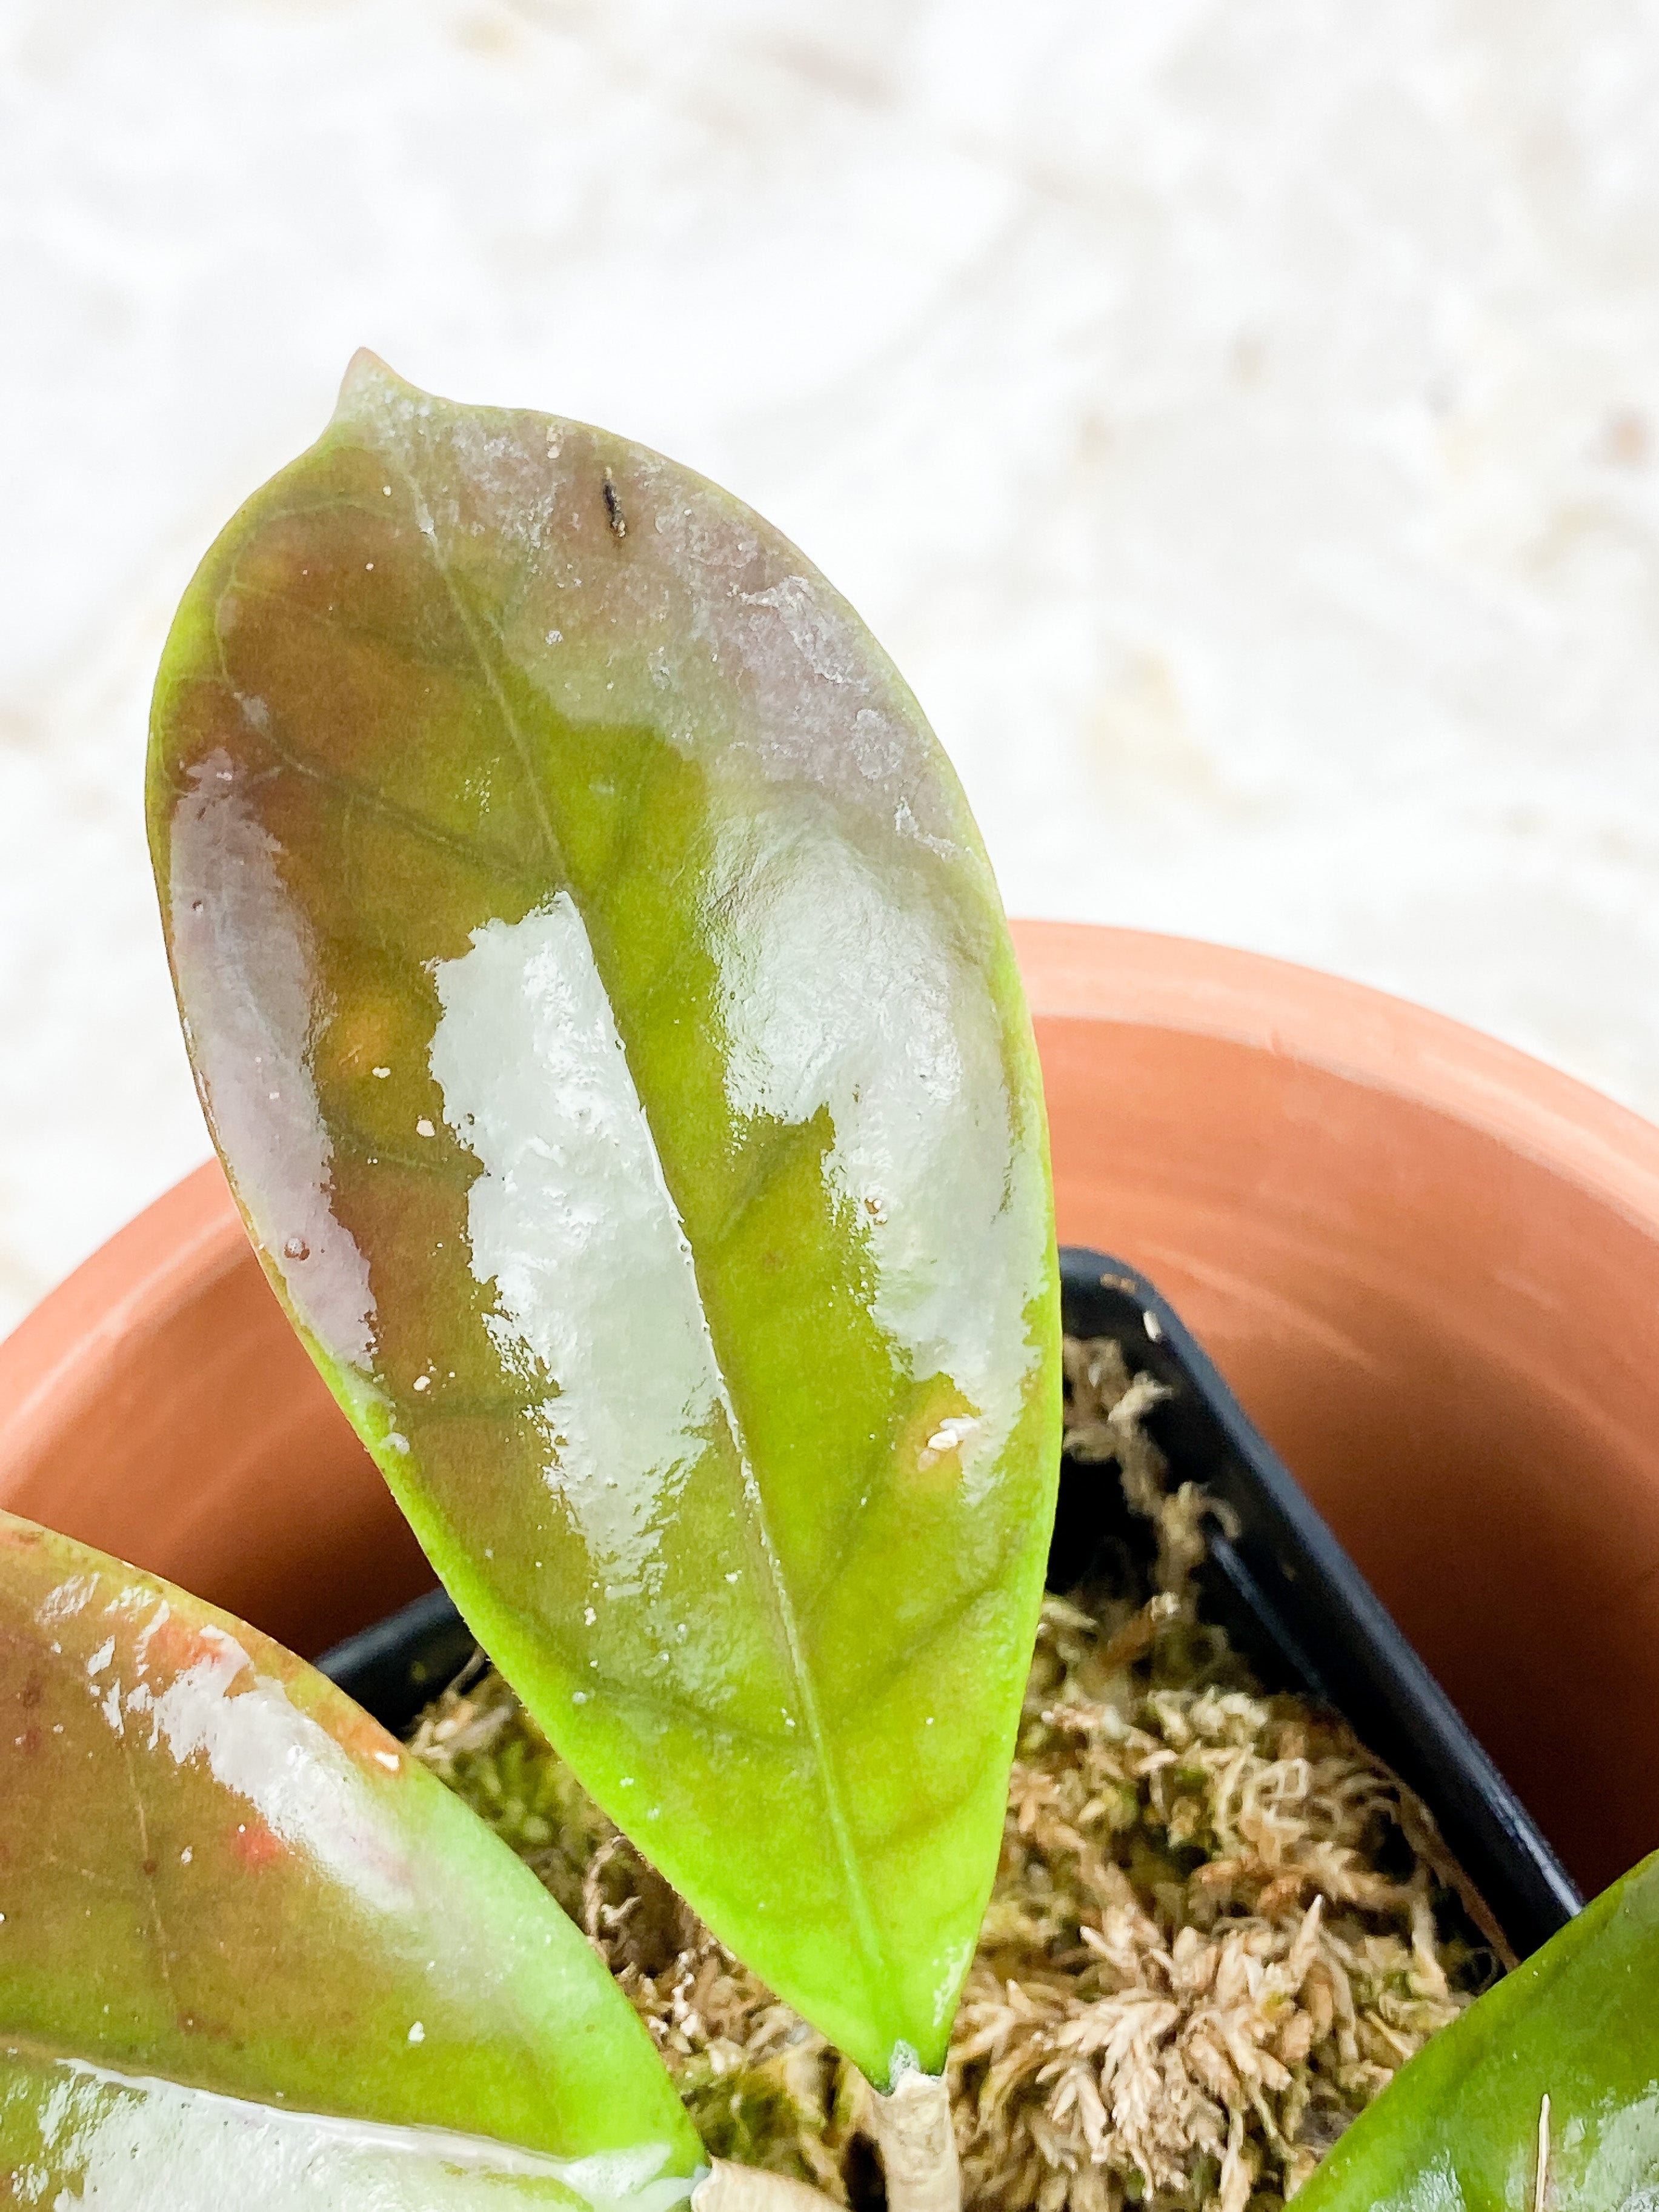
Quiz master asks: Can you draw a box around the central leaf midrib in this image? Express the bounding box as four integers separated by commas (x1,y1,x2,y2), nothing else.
400,457,897,2038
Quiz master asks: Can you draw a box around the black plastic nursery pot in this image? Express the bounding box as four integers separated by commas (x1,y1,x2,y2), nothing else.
321,1248,1579,1970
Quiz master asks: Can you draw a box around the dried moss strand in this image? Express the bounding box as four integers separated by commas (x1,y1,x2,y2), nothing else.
407,1335,1486,2212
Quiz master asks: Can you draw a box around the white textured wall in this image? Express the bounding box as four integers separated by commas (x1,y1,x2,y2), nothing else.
4,0,1659,1332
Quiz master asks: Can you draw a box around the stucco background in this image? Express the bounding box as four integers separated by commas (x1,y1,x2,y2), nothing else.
4,0,1659,1333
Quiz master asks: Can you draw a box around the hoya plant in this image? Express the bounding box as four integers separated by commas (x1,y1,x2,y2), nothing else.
0,1512,703,2211
144,352,1063,2212
2,360,1655,2211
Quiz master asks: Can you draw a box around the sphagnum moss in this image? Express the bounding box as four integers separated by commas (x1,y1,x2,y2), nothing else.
407,1340,1495,2212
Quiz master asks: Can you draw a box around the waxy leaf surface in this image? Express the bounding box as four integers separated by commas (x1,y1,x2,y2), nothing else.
148,357,1060,2082
1298,1850,1659,2211
0,1512,700,2208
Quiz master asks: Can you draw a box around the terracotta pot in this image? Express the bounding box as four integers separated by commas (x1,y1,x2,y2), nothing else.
3,922,1657,1899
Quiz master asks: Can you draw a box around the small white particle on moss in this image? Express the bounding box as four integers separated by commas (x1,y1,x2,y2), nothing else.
408,2021,425,2044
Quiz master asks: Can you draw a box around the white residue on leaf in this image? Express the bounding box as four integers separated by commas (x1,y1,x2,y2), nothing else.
333,373,976,868
739,577,865,687
82,1598,416,1915
34,1574,98,1627
428,894,722,1597
925,1418,980,1457
167,751,375,1372
12,2050,693,2212
710,809,1046,1495
929,1935,976,2038
1572,2084,1659,2212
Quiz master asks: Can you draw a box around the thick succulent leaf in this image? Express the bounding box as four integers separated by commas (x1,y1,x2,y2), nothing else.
0,1511,700,2205
1298,1851,1659,2211
0,2056,688,2212
147,356,1060,2084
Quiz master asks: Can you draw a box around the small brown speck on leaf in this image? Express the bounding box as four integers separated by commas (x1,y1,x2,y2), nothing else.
603,477,628,540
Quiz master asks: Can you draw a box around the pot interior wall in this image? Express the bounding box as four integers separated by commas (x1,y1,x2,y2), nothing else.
0,1167,433,1660
4,932,1658,1901
1041,1009,1659,1897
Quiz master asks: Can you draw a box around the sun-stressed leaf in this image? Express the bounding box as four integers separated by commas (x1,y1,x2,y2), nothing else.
147,356,1060,2085
0,1510,700,2207
1296,1850,1659,2211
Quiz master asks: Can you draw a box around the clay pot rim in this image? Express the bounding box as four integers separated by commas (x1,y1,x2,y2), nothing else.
1012,919,1659,1227
0,1153,245,1483
7,919,1659,1489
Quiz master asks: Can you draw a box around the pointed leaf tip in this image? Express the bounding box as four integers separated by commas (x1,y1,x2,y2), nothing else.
333,347,418,422
147,373,1063,2087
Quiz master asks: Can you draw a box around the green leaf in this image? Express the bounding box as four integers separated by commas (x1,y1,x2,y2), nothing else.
1296,1851,1659,2211
0,1510,700,2207
147,356,1060,2085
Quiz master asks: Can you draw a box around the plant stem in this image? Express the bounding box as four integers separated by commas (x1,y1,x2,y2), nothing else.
866,2068,962,2212
691,2161,841,2212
